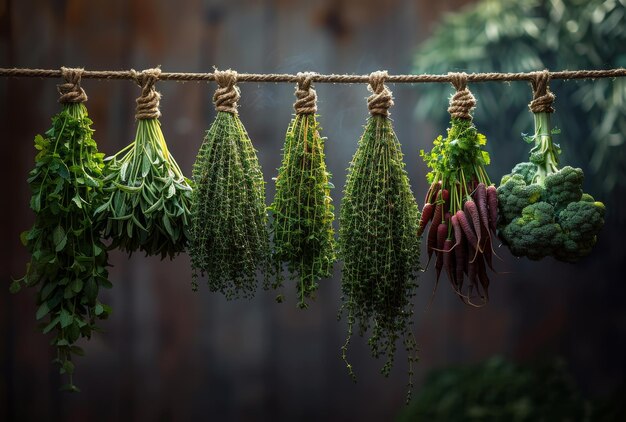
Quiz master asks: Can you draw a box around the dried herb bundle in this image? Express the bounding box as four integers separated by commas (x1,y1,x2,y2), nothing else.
339,72,421,401
96,69,192,258
190,70,270,298
12,69,110,391
268,74,336,308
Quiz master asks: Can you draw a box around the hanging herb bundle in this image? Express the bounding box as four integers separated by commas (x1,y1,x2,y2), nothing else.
268,73,336,308
95,68,192,259
419,73,498,307
12,68,111,391
189,69,270,299
339,71,421,401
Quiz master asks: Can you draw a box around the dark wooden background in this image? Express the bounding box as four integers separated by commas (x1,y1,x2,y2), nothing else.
1,0,624,421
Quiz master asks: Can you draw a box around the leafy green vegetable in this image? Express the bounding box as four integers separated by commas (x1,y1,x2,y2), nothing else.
190,111,270,298
96,118,192,259
497,112,605,262
268,113,336,308
339,113,421,401
14,102,111,391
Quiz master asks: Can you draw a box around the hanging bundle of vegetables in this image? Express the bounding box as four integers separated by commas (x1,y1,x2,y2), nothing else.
12,68,111,391
497,71,605,262
268,73,336,308
95,68,192,259
419,73,498,307
189,69,270,299
339,71,421,401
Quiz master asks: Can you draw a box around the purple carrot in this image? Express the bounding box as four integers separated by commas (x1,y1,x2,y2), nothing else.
474,183,490,235
427,194,443,263
486,185,498,234
455,210,478,251
424,180,441,205
435,223,447,283
455,235,466,291
442,238,455,287
464,199,482,251
451,214,463,248
418,202,434,237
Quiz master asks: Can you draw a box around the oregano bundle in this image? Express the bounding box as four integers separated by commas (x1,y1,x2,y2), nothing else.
190,69,270,298
12,68,111,391
95,68,192,258
339,72,421,401
268,73,336,308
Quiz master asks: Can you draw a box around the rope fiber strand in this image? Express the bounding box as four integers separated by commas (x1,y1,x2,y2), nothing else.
2,67,625,83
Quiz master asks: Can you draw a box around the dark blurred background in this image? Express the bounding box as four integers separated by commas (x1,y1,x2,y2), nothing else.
1,0,625,421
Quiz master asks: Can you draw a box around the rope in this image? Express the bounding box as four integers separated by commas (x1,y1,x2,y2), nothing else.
447,72,476,120
57,67,88,103
131,68,161,120
293,72,317,115
213,69,240,114
2,67,625,83
529,70,555,113
367,71,394,117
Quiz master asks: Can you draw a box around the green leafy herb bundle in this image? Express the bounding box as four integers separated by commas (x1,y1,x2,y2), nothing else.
190,70,270,298
419,74,497,307
13,69,111,391
96,69,192,259
339,72,421,401
268,74,336,308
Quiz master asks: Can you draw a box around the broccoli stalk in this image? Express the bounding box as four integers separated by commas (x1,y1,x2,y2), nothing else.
529,112,560,184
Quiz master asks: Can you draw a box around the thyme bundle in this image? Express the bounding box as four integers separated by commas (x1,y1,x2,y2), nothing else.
268,73,336,308
12,69,111,391
95,68,192,259
339,72,421,401
189,70,270,298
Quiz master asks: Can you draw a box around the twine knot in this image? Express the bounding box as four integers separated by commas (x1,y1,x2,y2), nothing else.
213,69,240,114
368,70,393,116
447,72,476,120
58,67,88,103
294,72,317,114
529,70,555,113
131,67,161,120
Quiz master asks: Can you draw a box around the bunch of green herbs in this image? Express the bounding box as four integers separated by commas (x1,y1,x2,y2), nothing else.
339,114,421,400
268,113,336,308
96,118,192,258
190,111,270,298
13,103,111,391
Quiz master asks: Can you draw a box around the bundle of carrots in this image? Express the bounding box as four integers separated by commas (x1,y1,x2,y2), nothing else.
418,75,498,306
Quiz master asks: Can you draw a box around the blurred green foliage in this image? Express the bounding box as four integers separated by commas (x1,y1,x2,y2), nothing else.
397,356,625,421
413,0,626,193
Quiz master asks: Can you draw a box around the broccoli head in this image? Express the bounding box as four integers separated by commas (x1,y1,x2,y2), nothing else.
500,202,563,260
550,200,605,262
509,162,537,185
497,174,543,222
544,166,584,209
